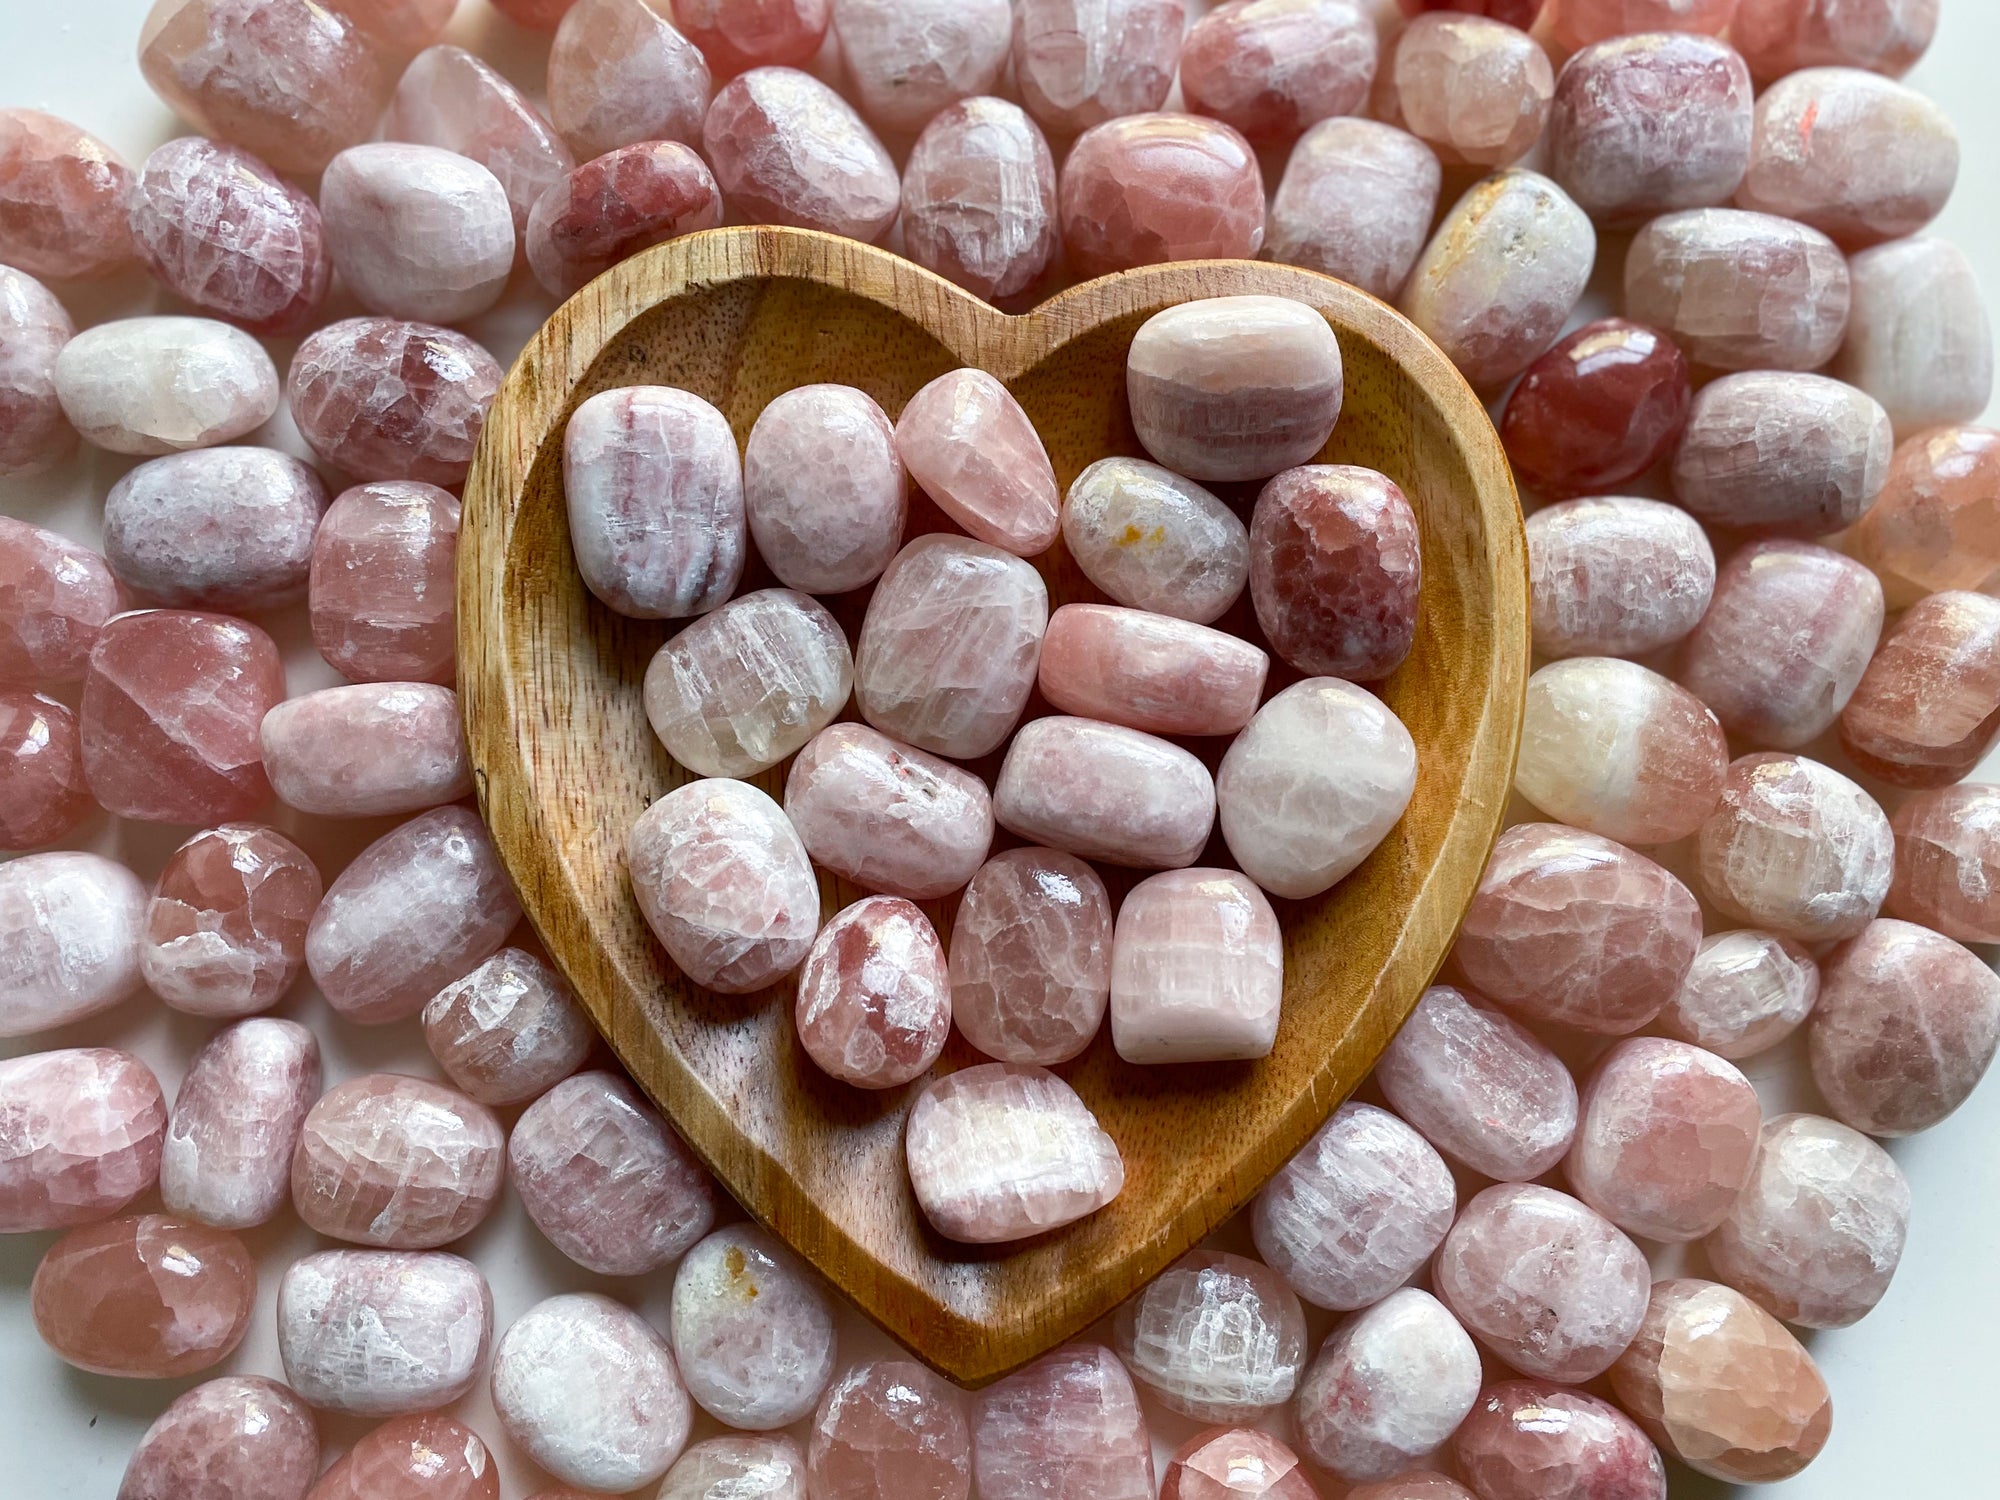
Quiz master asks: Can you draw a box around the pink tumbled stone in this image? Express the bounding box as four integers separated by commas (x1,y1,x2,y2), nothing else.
81,609,282,824
138,0,391,176
0,1048,164,1232
1111,868,1282,1064
1012,0,1182,135
387,46,574,236
0,852,146,1037
1296,1288,1481,1483
744,385,906,594
1252,1101,1456,1312
510,1070,716,1274
422,947,594,1106
1835,235,1995,435
33,1213,256,1378
0,689,92,849
1734,0,1937,80
659,1435,807,1500
673,0,828,73
1346,1474,1473,1500
1058,113,1265,277
972,1343,1153,1500
795,896,951,1089
906,1063,1123,1243
901,100,1057,302
1696,752,1893,943
0,518,123,687
104,449,326,614
342,0,458,48
565,384,745,619
996,716,1215,871
1679,540,1884,748
856,534,1047,758
1181,0,1378,143
1705,1112,1909,1328
263,682,471,818
0,109,135,280
949,848,1112,1065
1453,1382,1666,1500
526,140,724,298
1061,457,1250,624
1526,497,1715,659
119,1376,319,1500
1040,604,1267,737
142,823,319,1017
1657,931,1820,1060
1115,1250,1307,1420
832,0,1010,133
1161,1428,1319,1500
306,805,523,1025
1840,590,2000,786
1454,823,1702,1035
1809,917,2000,1137
289,319,502,486
1266,119,1441,301
1889,782,2000,943
278,1249,491,1415
1434,1184,1651,1383
785,724,991,901
896,369,1060,555
1376,13,1553,168
1374,984,1579,1182
702,68,900,242
671,1224,836,1429
492,0,583,26
1551,0,1737,46
0,267,76,477
809,1359,971,1500
55,317,279,457
1848,424,2000,607
310,482,459,685
162,1018,320,1230
306,1415,497,1500
128,137,327,334
629,778,820,992
319,143,514,325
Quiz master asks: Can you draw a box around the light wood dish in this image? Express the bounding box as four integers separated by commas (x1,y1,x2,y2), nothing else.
460,225,1526,1386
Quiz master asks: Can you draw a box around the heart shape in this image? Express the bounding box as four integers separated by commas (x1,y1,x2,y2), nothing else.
459,226,1526,1385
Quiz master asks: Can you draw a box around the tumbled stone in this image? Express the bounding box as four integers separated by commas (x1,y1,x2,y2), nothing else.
1696,753,1893,943
744,385,906,594
1658,931,1819,1060
1609,1279,1832,1482
1061,457,1249,624
1346,1474,1474,1500
387,46,573,235
139,0,390,175
310,482,459,685
492,0,582,25
82,610,283,823
671,1224,835,1428
1058,113,1265,276
422,948,593,1106
673,0,828,73
1401,171,1596,390
1551,0,1737,46
906,1063,1123,1242
525,140,723,298
56,317,277,456
33,1214,255,1377
1734,0,1937,80
901,98,1058,302
0,690,91,850
509,1070,716,1274
1835,235,1995,433
0,519,125,687
1249,464,1418,680
795,896,950,1089
1848,425,2000,606
142,824,318,1016
162,1018,319,1230
0,852,147,1037
1182,0,1377,143
1672,372,1892,538
658,1434,808,1500
785,723,991,900
1840,590,2000,786
972,1343,1153,1500
1889,782,2000,943
277,1249,491,1415
1502,321,1691,497
0,1048,164,1232
1296,1288,1481,1483
896,369,1060,554
1739,66,1956,248
1680,540,1884,748
949,848,1112,1066
1252,1101,1456,1312
1112,868,1282,1063
628,778,820,992
1624,208,1850,371
1040,604,1266,737
809,1360,971,1500
1160,1428,1318,1500
1374,984,1579,1182
1012,0,1182,134
304,1415,496,1500
320,143,513,324
1115,1250,1307,1421
1266,118,1440,301
343,0,459,48
1454,823,1702,1035
997,717,1214,870
1526,497,1714,659
1808,917,2000,1136
833,0,1009,133
493,1293,691,1492
118,1376,319,1500
1453,1382,1666,1500
702,67,899,241
306,805,522,1025
855,534,1047,758
104,448,325,614
1376,13,1552,167
0,267,76,476
0,109,135,280
289,319,502,486
1434,1184,1650,1383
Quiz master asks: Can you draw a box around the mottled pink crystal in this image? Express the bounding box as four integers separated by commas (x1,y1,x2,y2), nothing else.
1112,869,1282,1064
1847,424,2000,607
896,369,1060,555
901,99,1057,302
972,1343,1154,1500
0,1048,164,1232
341,0,458,48
809,1360,971,1500
118,1376,319,1500
1114,1251,1306,1421
997,717,1215,871
702,67,900,242
288,319,502,487
141,823,319,1017
1551,0,1737,47
673,0,829,74
305,1415,497,1500
1012,0,1182,135
0,519,124,687
1295,1288,1481,1483
0,267,76,478
162,1018,319,1230
310,482,459,685
422,947,594,1106
1062,458,1249,625
1657,930,1819,1060
832,0,1011,133
949,848,1111,1065
1839,590,2000,786
278,1250,492,1416
1734,0,1937,81
526,140,723,298
1888,782,2000,943
744,385,906,594
785,723,990,900
659,1435,807,1500
1526,497,1714,659
0,689,92,850
1376,13,1552,168
387,46,574,236
1058,113,1265,277
1266,119,1441,301
33,1213,256,1377
0,852,147,1037
0,109,135,280
1180,0,1378,143
670,1224,837,1429
1346,1474,1474,1500
795,896,951,1089
1161,1428,1320,1500
262,682,471,818
1039,604,1267,737
1453,1382,1666,1500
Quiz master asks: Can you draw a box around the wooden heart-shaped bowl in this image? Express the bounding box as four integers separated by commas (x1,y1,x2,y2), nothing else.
460,225,1526,1385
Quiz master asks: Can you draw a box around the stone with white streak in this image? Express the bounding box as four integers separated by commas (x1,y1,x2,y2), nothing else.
1295,1289,1482,1483
670,1224,837,1430
319,143,514,324
161,1018,319,1230
971,1342,1155,1500
0,851,147,1038
900,99,1058,303
1114,1250,1307,1422
54,317,278,455
277,1249,492,1416
1111,869,1282,1063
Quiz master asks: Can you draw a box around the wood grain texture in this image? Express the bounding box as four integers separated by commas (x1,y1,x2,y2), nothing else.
459,225,1527,1385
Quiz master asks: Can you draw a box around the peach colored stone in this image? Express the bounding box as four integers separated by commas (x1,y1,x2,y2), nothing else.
32,1213,255,1377
785,723,991,901
702,68,900,242
1847,424,2000,607
1266,119,1441,301
387,46,574,236
310,482,459,685
119,1376,319,1500
549,0,711,160
262,682,470,818
901,100,1057,301
526,140,723,298
895,369,1060,554
1526,497,1714,659
0,267,76,477
493,0,582,25
162,1018,319,1230
949,848,1113,1066
996,716,1215,870
0,852,147,1037
0,1048,164,1233
1734,0,1937,81
104,448,325,614
1039,604,1267,737
671,1224,836,1429
1888,782,2000,943
0,689,91,850
0,109,135,279
1346,1475,1473,1500
1295,1288,1481,1483
55,317,278,457
832,0,1010,133
1249,464,1418,681
972,1343,1153,1500
305,1416,497,1500
743,385,906,594
288,319,502,487
1115,1251,1307,1421
1551,0,1738,47
342,0,459,49
319,143,514,324
1376,13,1553,168
1624,208,1850,371
1181,0,1378,143
1012,0,1182,135
795,896,950,1089
422,947,594,1106
1161,1428,1319,1500
658,1435,807,1500
1657,930,1819,1060
1111,869,1282,1063
1840,590,2000,786
1061,457,1250,624
1835,235,1995,434
1453,1382,1666,1500
809,1360,971,1500
142,824,318,1017
673,0,829,73
277,1249,492,1415
1058,113,1265,277
0,520,126,687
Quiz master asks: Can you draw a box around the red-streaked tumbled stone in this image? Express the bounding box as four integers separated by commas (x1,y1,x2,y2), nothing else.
0,689,91,850
262,681,472,818
1162,1427,1319,1500
0,266,76,477
0,852,147,1038
1526,497,1714,660
1657,930,1820,1060
1551,0,1736,48
1265,119,1440,302
386,45,574,236
895,368,1060,555
1114,1251,1306,1421
305,1415,498,1500
1250,464,1419,681
119,1376,319,1500
1062,458,1249,625
794,896,951,1089
996,716,1215,870
0,108,135,280
1671,372,1893,538
1058,113,1265,278
672,0,829,75
1847,424,2000,607
1889,782,2000,943
671,1224,837,1430
162,1018,320,1230
1734,0,1937,82
1836,235,1995,435
0,1048,164,1233
310,481,459,686
784,723,991,901
1179,0,1377,144
142,823,319,1017
949,848,1113,1066
278,1249,492,1416
808,1359,972,1500
1111,868,1282,1064
1453,1381,1666,1500
702,67,899,242
1012,0,1181,135
1295,1288,1480,1484
0,519,123,687
973,1343,1153,1500
1839,590,2000,786
744,385,906,596
422,947,594,1106
288,319,502,487
1376,13,1552,169
1501,320,1691,497
901,98,1058,303
1039,604,1267,737
32,1213,255,1377
526,140,723,299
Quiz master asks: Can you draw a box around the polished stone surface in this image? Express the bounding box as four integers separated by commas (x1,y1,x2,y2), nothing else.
162,1018,319,1230
287,319,501,487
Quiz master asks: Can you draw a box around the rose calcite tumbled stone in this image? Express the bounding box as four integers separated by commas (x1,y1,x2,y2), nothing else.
1734,0,1937,80
0,1048,164,1232
1296,1288,1481,1483
526,140,724,298
833,0,1010,133
794,896,951,1089
949,848,1112,1066
744,385,906,594
1847,424,2000,605
1347,1475,1473,1500
118,1376,319,1500
703,68,900,242
673,0,828,74
1658,930,1819,1059
320,142,517,325
672,1224,836,1429
896,369,1060,555
659,1435,807,1500
422,947,593,1106
785,724,992,900
0,519,125,687
289,318,502,486
387,45,574,236
1453,1382,1666,1500
0,267,76,478
1058,113,1265,277
33,1213,256,1377
1115,1250,1307,1422
162,1018,320,1230
0,852,147,1037
1836,235,1996,433
1889,783,2000,943
972,1343,1153,1500
1376,13,1552,169
278,1249,491,1415
1012,0,1182,135
1502,320,1692,498
56,317,279,456
262,682,471,819
1112,869,1282,1063
901,100,1057,302
1180,0,1378,143
0,109,135,280
310,481,459,685
810,1359,971,1500
1266,118,1440,301
306,1415,498,1500
1840,590,2000,785
1551,0,1736,47
141,823,318,1017
1061,458,1249,624
1161,1428,1318,1500
1526,497,1715,659
0,689,92,850
1040,604,1267,737
906,1064,1123,1242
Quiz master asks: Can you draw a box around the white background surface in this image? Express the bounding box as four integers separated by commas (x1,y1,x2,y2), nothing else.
2,2,1998,1497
